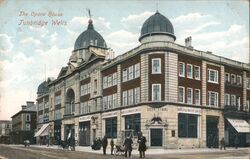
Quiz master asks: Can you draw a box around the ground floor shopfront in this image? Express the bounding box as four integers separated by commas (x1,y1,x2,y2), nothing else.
56,104,227,149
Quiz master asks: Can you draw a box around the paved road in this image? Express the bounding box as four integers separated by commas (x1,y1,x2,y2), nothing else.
0,144,249,159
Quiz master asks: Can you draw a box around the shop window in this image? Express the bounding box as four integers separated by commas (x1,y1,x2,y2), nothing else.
125,114,141,136
178,113,198,138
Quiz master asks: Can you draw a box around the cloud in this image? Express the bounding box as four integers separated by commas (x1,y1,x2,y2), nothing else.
121,11,154,32
20,37,41,45
0,34,13,53
0,46,71,120
171,12,210,24
105,30,140,56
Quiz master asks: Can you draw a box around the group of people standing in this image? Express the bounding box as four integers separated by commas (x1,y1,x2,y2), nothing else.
101,132,147,158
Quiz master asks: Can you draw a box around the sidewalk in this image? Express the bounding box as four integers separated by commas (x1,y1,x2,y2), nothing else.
13,144,250,155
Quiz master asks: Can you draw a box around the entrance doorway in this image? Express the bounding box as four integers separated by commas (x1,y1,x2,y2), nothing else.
206,116,219,148
150,129,163,146
79,121,90,146
64,124,75,141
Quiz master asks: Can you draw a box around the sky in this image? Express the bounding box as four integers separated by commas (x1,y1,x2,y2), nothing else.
0,0,249,120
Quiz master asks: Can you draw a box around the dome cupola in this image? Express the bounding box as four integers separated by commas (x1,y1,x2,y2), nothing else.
74,19,107,51
139,11,176,43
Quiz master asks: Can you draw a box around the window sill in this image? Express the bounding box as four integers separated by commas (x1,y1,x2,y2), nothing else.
208,81,219,84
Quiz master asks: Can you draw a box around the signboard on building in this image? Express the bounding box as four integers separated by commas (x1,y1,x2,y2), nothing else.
121,107,140,116
178,107,201,115
102,111,118,118
79,115,91,122
227,118,250,133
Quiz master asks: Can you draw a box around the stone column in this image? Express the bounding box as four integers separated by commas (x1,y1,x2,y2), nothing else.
202,61,207,106
141,54,148,102
243,71,247,110
117,65,121,107
220,66,225,108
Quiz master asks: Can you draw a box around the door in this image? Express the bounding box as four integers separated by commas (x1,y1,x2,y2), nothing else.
150,129,163,146
206,116,219,148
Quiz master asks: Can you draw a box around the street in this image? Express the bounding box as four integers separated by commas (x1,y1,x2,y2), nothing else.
0,144,249,159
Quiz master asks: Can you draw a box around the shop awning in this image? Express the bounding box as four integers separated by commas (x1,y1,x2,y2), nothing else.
227,118,250,133
34,123,49,137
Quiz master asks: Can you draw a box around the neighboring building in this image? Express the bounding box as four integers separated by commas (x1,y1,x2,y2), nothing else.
44,11,250,148
10,101,37,144
34,78,54,145
0,120,11,144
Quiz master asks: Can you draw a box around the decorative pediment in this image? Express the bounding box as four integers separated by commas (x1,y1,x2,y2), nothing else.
145,116,167,128
57,67,68,78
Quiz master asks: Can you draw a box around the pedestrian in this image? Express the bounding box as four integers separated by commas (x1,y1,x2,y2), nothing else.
234,134,239,149
123,134,133,158
102,135,108,155
138,132,147,158
70,135,75,151
110,138,114,155
220,137,226,150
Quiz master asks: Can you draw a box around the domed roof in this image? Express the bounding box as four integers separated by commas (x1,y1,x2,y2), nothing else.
139,11,176,42
74,19,107,51
37,81,49,95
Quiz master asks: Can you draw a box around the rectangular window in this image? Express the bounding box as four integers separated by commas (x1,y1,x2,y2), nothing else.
123,69,128,82
195,89,200,105
237,97,241,110
44,101,49,108
178,87,185,103
208,91,219,107
237,75,242,86
231,95,236,106
128,65,134,80
248,79,250,90
108,75,112,87
26,114,30,122
55,95,61,105
152,58,161,74
94,79,97,93
135,63,140,78
187,88,193,104
113,73,117,86
246,100,249,111
125,114,141,136
105,117,117,138
103,96,108,110
108,95,113,109
122,91,128,106
225,94,230,106
152,84,161,101
113,94,117,108
225,73,230,83
231,74,236,84
179,62,185,77
128,89,134,105
178,113,198,138
194,66,200,80
134,87,140,104
54,109,61,120
208,69,218,83
81,83,90,96
103,76,107,88
187,64,193,79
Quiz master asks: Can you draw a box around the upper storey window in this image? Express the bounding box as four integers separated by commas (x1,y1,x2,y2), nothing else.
208,69,218,84
179,62,185,77
103,72,117,89
122,69,128,82
187,64,193,79
194,66,200,80
247,79,250,90
152,84,161,101
122,63,140,83
152,58,161,74
134,63,140,78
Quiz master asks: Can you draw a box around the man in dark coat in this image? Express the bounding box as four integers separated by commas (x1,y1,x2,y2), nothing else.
102,136,108,155
138,132,147,158
123,135,133,158
110,138,114,155
220,137,226,150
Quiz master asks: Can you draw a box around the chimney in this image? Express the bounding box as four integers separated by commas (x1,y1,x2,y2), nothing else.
185,36,193,48
26,101,34,107
21,105,27,110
